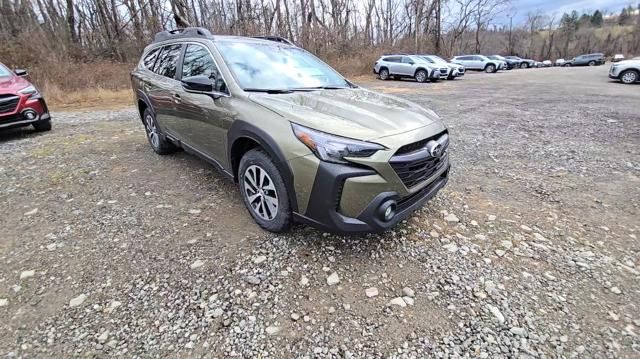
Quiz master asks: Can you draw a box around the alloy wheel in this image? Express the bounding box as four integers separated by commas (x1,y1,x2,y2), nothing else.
243,165,279,221
622,71,637,84
144,114,159,148
415,70,427,82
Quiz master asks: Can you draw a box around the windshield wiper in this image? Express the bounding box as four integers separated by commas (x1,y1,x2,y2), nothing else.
243,88,293,94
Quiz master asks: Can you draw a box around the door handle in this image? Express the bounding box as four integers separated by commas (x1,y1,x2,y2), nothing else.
172,93,181,104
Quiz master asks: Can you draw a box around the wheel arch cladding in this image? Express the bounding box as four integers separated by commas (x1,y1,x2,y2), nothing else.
228,120,298,212
136,90,154,120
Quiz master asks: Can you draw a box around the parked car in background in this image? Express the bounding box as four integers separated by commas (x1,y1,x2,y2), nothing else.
613,54,625,62
0,63,51,131
565,53,605,66
609,58,640,84
374,55,447,82
542,60,552,67
496,55,520,69
419,55,465,79
555,58,566,66
486,55,513,69
505,56,536,68
131,28,451,233
451,55,503,73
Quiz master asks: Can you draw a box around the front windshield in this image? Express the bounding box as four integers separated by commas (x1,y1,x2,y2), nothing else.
0,65,12,77
216,41,349,91
426,56,447,64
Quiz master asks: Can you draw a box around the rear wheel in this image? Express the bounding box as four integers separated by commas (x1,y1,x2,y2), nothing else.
239,149,292,232
378,68,390,80
415,69,428,83
485,64,496,73
142,108,177,155
32,118,51,132
563,63,571,67
588,60,596,66
521,62,529,69
620,70,638,84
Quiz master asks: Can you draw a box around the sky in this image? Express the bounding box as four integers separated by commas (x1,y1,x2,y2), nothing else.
510,0,633,22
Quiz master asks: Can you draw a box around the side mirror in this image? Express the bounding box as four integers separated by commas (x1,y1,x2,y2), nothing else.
408,61,414,65
14,69,28,77
182,75,214,93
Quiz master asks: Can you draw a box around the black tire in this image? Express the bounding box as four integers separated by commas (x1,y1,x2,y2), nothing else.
32,118,51,132
447,75,455,80
620,69,639,84
414,69,428,83
521,62,529,69
238,148,292,232
485,64,496,73
588,60,596,66
563,63,571,67
378,68,390,80
142,108,177,155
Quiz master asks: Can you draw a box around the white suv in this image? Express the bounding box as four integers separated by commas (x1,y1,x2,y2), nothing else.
374,55,449,82
420,55,465,80
451,55,503,73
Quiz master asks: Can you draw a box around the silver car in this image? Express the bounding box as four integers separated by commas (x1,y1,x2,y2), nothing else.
451,55,503,73
420,55,465,79
374,55,448,82
609,57,640,84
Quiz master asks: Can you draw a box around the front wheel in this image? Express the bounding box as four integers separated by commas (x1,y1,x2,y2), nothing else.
588,61,596,66
521,62,529,69
620,70,638,84
563,63,571,67
414,69,428,83
485,64,496,73
239,149,292,232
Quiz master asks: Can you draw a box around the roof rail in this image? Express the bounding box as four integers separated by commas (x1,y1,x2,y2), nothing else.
251,36,295,46
153,27,213,43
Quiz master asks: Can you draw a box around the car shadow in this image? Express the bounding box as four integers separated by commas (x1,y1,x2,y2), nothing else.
0,126,49,143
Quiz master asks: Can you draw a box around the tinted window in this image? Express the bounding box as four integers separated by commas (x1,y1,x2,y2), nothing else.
401,57,413,64
181,44,227,93
384,57,400,62
142,47,161,70
458,56,471,61
154,44,182,79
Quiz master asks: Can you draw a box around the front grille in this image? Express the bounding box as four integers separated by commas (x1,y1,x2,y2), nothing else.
439,68,448,74
391,132,449,188
0,95,19,114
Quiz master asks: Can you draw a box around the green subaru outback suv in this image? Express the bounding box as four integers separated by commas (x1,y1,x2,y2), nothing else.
131,28,450,233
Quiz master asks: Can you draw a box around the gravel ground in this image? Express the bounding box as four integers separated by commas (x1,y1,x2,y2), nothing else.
1,66,638,358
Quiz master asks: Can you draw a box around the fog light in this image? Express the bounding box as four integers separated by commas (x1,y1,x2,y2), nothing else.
24,110,37,120
378,200,397,222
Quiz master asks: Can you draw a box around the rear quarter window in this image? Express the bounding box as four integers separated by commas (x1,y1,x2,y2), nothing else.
141,47,161,71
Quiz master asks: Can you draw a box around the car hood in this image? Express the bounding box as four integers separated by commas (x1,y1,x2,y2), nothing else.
615,59,640,65
445,63,463,70
249,88,441,141
0,75,30,94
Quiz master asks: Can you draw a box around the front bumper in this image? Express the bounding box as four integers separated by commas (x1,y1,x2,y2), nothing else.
609,66,621,78
290,126,451,234
294,162,450,234
0,94,50,129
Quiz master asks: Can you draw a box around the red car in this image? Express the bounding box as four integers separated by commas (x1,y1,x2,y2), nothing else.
0,63,51,131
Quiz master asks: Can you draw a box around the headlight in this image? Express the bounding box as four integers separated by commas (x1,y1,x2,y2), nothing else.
18,85,38,98
291,123,385,164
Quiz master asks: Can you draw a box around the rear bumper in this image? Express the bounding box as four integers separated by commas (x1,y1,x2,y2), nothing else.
295,160,450,234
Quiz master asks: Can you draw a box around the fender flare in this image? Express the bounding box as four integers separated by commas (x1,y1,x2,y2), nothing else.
227,120,299,212
136,90,155,119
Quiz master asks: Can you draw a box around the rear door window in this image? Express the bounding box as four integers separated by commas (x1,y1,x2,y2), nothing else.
154,44,183,79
